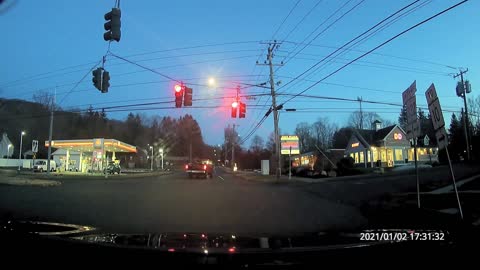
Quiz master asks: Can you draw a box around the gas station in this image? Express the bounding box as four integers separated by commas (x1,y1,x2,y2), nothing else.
44,138,136,173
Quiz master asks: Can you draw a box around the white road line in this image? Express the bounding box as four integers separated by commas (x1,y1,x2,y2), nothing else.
218,176,225,181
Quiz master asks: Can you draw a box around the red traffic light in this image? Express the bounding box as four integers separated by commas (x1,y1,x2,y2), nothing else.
231,101,238,108
174,84,182,93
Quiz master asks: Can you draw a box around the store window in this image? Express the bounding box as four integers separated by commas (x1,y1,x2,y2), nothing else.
367,151,371,162
354,152,359,163
372,148,378,161
394,149,403,161
381,149,386,161
359,151,364,163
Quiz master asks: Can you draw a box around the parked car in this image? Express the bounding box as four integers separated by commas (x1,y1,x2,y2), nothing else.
104,162,121,174
33,160,56,172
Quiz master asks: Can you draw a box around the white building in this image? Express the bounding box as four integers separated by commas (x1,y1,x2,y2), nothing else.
0,133,14,158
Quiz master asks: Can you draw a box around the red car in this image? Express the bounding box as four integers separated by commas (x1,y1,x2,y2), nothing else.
185,161,213,179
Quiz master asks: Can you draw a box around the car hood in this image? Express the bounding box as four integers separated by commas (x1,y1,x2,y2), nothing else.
0,219,461,254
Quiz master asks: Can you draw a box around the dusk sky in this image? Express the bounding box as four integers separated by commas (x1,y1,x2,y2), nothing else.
1,0,478,146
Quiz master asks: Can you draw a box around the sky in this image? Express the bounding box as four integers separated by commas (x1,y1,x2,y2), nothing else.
1,0,478,147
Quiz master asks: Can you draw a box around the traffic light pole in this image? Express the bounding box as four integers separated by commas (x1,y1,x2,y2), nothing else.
454,69,471,161
46,87,55,176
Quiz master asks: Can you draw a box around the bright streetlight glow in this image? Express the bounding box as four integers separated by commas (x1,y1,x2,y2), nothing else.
159,148,164,153
21,131,26,136
208,77,215,86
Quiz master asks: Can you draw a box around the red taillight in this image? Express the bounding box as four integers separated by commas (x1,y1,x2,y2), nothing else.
168,248,175,252
185,164,188,170
228,247,236,253
203,165,207,170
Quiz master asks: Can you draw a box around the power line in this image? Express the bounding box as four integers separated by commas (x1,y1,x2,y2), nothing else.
281,0,324,42
286,0,433,89
58,60,102,105
279,0,364,67
271,0,303,39
280,0,469,106
277,0,423,94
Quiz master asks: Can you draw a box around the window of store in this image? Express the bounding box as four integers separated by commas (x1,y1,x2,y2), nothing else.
394,149,403,161
367,150,371,162
381,149,386,161
387,149,393,161
354,152,359,163
372,148,378,161
359,151,364,163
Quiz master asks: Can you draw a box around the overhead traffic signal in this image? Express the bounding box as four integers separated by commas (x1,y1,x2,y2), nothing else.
92,68,103,91
184,86,193,106
102,71,110,93
104,8,121,42
175,84,183,108
239,102,246,118
231,101,238,118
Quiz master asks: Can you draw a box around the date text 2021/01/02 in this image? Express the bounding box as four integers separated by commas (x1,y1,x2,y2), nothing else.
360,231,446,241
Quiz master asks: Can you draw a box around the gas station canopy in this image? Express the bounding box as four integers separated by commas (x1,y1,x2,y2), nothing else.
45,138,136,153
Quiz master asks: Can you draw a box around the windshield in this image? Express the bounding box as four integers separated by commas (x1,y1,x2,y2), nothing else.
1,0,479,253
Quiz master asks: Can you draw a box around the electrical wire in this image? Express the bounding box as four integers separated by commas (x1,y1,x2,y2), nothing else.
280,0,469,106
271,0,303,39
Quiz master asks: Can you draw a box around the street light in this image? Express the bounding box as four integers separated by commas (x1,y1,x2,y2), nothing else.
159,148,164,170
7,144,12,159
18,131,25,172
208,77,216,87
149,145,153,171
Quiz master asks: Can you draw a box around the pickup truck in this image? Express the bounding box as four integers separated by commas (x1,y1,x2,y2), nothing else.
185,162,213,179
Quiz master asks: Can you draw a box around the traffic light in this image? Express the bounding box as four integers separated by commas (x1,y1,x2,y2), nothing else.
174,84,183,108
231,101,238,118
104,8,121,42
102,70,110,93
239,102,246,118
92,68,102,91
184,86,193,106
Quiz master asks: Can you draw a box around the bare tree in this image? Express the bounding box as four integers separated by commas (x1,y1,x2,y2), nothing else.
312,117,337,149
250,135,264,153
294,122,314,152
32,91,59,111
348,111,382,129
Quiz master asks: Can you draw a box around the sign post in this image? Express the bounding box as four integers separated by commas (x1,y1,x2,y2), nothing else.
32,140,38,171
289,146,292,180
402,81,420,208
426,83,463,219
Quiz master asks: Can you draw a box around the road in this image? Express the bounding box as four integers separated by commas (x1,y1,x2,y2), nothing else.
0,167,366,235
0,165,478,235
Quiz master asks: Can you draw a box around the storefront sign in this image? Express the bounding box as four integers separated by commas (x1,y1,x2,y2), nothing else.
393,133,403,140
280,135,300,155
351,142,359,148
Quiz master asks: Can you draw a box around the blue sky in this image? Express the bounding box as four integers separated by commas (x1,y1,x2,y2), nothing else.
1,0,478,147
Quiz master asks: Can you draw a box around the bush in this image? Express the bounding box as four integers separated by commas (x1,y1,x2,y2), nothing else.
335,157,356,176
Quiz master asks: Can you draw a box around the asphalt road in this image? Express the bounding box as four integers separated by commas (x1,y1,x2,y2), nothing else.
1,165,478,235
0,168,366,235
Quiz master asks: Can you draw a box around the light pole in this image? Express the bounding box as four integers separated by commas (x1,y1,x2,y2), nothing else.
7,144,12,159
159,148,164,170
149,146,153,171
18,131,25,172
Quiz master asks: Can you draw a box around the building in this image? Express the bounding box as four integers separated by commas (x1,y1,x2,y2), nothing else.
344,121,438,168
45,138,137,173
291,149,345,172
0,132,13,158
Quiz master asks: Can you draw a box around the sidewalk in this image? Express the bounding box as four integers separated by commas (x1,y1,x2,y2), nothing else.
0,169,173,181
0,176,61,187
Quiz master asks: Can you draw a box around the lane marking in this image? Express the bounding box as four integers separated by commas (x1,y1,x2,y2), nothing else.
218,176,225,181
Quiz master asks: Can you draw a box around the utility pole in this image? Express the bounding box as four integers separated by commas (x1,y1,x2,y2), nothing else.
453,68,471,161
357,96,363,129
257,41,283,180
231,124,238,169
47,87,56,175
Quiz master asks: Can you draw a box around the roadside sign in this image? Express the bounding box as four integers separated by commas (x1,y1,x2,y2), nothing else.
402,81,419,140
435,127,448,150
280,135,300,155
425,84,445,131
32,140,39,153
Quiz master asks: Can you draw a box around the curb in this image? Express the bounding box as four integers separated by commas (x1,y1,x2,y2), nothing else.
0,178,62,187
